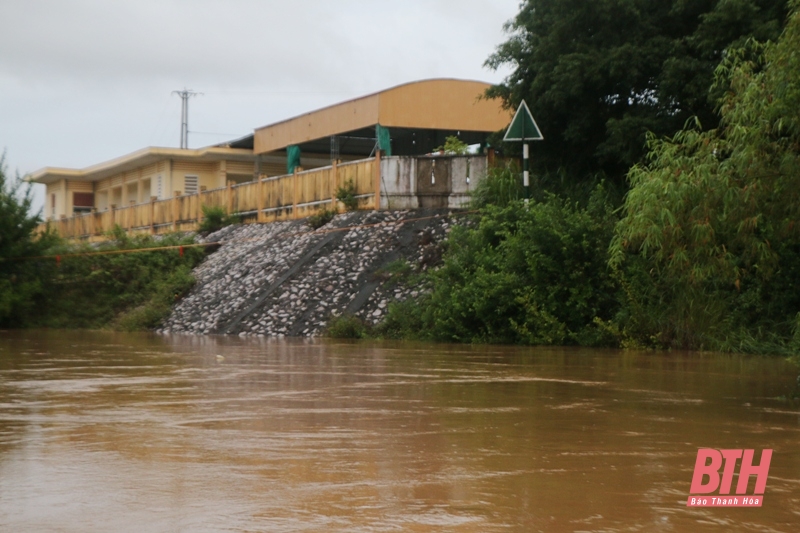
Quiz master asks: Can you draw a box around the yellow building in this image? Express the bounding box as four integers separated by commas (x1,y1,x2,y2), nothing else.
30,146,267,221
30,79,511,237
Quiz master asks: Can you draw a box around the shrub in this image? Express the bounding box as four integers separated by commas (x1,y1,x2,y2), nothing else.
113,264,197,331
373,259,413,285
336,180,359,211
199,205,239,234
434,135,470,155
381,186,620,345
307,208,336,230
471,161,524,208
33,232,206,330
326,314,369,339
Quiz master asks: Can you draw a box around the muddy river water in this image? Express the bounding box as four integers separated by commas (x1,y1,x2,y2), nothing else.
0,330,798,532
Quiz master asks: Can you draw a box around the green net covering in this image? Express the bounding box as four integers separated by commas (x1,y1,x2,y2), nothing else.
287,145,301,174
376,125,392,156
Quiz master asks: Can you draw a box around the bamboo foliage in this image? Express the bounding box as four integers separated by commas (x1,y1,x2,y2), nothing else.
610,5,800,349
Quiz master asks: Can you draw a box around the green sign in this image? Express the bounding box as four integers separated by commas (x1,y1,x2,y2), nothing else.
503,100,543,142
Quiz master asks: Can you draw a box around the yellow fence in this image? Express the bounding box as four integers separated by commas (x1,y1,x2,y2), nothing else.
39,157,379,239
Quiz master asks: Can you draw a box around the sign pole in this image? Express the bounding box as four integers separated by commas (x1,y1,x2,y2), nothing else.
523,143,530,203
502,100,543,206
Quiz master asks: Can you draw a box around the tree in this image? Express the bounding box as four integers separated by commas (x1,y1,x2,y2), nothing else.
610,1,800,350
486,0,787,185
0,155,57,326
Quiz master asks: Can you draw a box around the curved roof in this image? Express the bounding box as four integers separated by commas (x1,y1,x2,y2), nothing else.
253,78,510,154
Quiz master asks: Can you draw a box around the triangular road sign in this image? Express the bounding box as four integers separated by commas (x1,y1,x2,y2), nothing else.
503,100,544,142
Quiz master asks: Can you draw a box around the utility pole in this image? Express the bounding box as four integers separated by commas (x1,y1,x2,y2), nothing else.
172,88,201,149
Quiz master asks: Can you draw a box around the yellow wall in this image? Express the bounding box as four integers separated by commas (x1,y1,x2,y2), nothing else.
173,160,220,192
378,80,509,131
45,182,65,219
95,160,169,207
58,157,256,216
254,94,380,154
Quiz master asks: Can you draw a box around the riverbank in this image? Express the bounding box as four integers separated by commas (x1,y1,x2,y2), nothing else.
160,209,452,337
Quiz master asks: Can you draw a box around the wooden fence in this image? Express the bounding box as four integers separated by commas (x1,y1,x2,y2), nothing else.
39,157,380,239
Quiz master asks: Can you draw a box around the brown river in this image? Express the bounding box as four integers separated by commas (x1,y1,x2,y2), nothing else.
0,330,798,532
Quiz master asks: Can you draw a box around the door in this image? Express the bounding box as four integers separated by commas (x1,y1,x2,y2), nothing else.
416,157,451,208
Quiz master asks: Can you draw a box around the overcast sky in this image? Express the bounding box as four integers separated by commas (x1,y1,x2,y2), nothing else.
0,0,521,212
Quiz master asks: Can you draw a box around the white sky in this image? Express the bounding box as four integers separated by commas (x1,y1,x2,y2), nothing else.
0,0,520,212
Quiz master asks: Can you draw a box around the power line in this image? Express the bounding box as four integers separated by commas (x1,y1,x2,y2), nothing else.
190,131,246,137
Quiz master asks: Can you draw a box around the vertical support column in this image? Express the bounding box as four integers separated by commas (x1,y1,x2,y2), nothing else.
292,168,299,219
111,204,116,229
61,179,68,219
373,150,382,211
197,186,205,227
523,143,530,204
257,176,265,223
331,160,338,211
172,192,180,232
90,208,96,237
218,160,227,189
150,196,156,235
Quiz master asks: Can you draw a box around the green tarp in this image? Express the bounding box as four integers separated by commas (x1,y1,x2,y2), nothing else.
287,145,301,174
376,124,392,156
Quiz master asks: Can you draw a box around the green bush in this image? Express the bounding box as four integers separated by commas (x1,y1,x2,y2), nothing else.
307,208,336,230
471,161,524,208
373,259,413,285
374,298,427,340
434,135,470,155
381,186,619,345
336,180,359,211
326,314,370,339
31,232,206,330
113,265,197,331
199,205,239,234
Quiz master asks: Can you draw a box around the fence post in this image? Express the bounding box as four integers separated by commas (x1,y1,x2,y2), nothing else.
331,160,338,211
257,176,265,223
197,186,206,228
172,192,180,232
226,181,233,215
110,204,116,230
90,208,97,237
373,150,382,210
292,168,299,219
150,196,156,235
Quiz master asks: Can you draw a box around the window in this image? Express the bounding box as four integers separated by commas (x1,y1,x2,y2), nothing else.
184,175,199,195
156,176,163,199
51,194,56,218
73,192,94,214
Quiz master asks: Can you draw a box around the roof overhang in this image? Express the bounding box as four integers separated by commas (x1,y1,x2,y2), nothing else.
29,146,256,185
253,78,511,155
